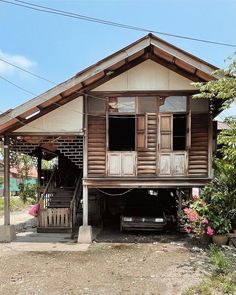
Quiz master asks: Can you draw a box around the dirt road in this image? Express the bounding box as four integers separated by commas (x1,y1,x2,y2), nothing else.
0,241,206,295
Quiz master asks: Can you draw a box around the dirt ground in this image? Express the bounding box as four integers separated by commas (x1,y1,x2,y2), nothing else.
0,237,208,295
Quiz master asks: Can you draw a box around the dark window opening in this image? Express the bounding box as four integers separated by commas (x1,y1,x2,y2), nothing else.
173,114,186,150
109,116,135,151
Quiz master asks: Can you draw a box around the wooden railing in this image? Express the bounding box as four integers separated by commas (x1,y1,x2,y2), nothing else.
70,171,83,229
39,169,57,208
38,208,71,230
37,170,83,231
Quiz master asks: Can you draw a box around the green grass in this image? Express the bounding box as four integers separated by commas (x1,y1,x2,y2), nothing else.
184,273,236,295
0,196,33,216
184,245,236,295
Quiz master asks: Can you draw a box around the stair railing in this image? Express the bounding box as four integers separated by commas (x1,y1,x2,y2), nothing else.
39,169,57,208
70,171,83,229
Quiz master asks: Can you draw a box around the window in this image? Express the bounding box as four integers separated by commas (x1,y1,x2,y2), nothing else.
138,97,157,113
173,114,186,150
88,96,106,113
160,96,187,112
108,97,135,113
109,116,135,151
159,114,187,151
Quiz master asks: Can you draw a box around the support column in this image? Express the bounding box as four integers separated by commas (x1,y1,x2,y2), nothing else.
78,94,92,243
4,135,10,226
83,185,88,226
0,135,16,242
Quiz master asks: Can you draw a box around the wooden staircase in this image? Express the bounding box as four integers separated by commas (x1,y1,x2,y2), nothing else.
37,171,83,233
48,188,74,208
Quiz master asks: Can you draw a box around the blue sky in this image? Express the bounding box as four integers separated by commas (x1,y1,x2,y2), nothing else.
0,0,236,120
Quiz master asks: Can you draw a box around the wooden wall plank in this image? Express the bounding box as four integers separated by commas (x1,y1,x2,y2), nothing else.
188,114,208,176
88,116,106,176
137,114,157,176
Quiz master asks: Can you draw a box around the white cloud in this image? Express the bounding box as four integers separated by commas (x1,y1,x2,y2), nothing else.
0,49,36,75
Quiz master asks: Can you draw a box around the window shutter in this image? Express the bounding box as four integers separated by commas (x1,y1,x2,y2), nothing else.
186,111,191,150
137,114,147,149
159,114,172,151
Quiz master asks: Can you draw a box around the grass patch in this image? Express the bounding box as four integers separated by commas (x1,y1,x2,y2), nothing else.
184,273,236,295
0,196,34,216
184,245,236,295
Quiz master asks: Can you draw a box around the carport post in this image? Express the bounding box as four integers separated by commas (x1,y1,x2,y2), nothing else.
4,135,10,226
78,184,92,243
0,135,16,242
83,185,88,226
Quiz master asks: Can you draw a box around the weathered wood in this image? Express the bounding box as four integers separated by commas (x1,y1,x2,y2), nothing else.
188,114,208,176
3,135,10,226
138,114,157,176
38,208,71,229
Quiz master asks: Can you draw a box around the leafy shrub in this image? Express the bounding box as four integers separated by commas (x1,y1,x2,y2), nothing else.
209,245,232,275
18,183,37,204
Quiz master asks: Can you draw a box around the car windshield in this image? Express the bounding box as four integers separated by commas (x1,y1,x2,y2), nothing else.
123,206,163,217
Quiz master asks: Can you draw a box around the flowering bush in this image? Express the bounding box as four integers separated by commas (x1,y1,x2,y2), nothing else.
182,195,214,237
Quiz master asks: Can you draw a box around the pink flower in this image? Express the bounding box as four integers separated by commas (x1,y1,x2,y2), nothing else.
183,208,190,214
207,226,214,236
185,227,192,234
202,219,208,224
188,210,199,221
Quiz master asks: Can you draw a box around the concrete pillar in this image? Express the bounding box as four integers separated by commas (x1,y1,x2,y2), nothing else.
78,185,92,243
83,185,88,226
0,135,16,242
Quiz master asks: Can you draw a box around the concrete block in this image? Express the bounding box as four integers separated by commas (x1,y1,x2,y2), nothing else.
0,225,16,242
78,226,93,244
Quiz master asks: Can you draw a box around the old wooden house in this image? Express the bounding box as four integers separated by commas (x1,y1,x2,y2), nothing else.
0,34,219,242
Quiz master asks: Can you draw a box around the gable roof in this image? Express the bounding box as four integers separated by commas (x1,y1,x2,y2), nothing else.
0,33,218,134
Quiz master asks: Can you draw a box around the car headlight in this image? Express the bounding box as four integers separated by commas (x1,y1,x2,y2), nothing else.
123,217,133,222
154,218,164,222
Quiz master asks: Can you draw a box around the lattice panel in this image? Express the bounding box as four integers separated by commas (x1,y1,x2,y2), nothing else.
57,137,83,168
10,138,38,155
9,136,83,168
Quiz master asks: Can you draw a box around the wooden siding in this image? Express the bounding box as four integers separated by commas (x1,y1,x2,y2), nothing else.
188,114,208,176
137,114,157,175
88,116,106,175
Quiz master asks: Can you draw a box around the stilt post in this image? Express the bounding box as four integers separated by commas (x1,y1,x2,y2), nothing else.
0,135,16,242
4,135,10,226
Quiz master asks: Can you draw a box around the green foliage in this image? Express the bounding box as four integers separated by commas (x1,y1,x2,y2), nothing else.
184,246,236,295
181,196,212,237
218,117,236,165
193,57,236,110
0,196,32,214
209,245,232,275
11,153,35,182
18,183,37,204
202,159,236,233
184,274,236,295
0,176,3,187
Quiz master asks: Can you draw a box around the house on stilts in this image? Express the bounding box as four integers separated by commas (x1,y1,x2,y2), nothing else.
0,34,220,242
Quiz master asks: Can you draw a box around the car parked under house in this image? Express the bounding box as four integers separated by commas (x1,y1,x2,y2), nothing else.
0,33,220,243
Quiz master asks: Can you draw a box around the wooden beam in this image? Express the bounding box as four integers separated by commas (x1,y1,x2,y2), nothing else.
3,135,10,226
90,90,198,97
149,53,204,82
83,177,212,188
37,147,42,200
83,52,150,92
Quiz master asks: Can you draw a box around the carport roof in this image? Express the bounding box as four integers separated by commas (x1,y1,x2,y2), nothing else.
0,33,219,134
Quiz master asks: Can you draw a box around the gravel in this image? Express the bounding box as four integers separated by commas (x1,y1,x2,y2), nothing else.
0,241,206,295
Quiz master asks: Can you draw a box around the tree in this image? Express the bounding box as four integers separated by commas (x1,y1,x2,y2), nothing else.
11,153,37,203
194,57,236,110
194,57,236,232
